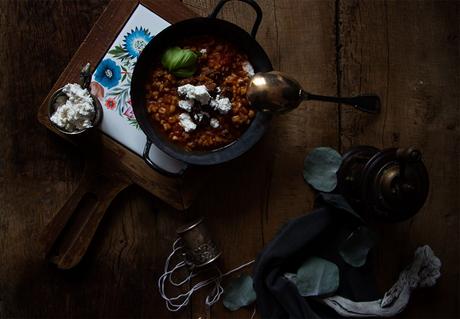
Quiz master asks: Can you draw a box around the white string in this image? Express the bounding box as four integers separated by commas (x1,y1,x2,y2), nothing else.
158,238,255,312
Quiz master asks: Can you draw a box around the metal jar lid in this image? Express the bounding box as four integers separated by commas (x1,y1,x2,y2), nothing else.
176,218,221,267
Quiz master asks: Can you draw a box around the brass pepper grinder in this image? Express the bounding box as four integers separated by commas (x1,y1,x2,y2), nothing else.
337,146,429,222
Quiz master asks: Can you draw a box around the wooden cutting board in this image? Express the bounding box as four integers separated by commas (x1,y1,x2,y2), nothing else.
37,0,204,269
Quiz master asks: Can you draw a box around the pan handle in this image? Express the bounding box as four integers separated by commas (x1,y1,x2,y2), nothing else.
208,0,262,38
143,139,187,177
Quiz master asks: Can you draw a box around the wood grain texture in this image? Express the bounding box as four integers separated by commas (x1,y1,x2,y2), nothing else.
338,1,459,318
40,164,131,270
1,0,459,318
0,0,188,318
181,0,339,318
181,3,276,318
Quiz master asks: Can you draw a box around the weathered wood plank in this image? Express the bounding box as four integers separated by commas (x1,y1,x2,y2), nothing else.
181,1,275,318
339,0,459,318
182,1,339,318
259,0,338,241
0,0,188,318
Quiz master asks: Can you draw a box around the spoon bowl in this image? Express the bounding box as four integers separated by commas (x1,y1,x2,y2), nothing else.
248,71,381,114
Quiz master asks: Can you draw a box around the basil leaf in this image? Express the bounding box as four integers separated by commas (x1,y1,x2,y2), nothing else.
173,67,197,78
161,47,198,78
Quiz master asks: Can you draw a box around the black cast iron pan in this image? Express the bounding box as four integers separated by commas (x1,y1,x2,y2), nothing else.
131,0,272,175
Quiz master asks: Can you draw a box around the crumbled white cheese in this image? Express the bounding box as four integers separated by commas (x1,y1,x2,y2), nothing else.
200,49,207,54
192,85,211,105
210,118,220,128
178,113,197,132
178,99,194,112
243,61,255,76
210,95,232,114
177,84,194,97
50,83,95,132
176,84,233,132
177,84,211,105
216,87,221,93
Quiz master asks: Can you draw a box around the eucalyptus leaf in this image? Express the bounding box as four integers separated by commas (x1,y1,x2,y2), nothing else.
319,193,363,221
223,275,257,311
295,257,339,297
339,226,377,267
303,147,342,192
161,47,198,78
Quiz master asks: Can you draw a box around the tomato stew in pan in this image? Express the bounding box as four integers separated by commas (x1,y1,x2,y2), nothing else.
145,36,256,151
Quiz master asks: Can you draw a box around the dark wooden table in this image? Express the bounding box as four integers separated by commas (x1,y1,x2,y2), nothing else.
1,0,458,318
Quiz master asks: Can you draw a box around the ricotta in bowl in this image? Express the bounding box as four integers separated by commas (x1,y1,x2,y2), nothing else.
50,83,96,133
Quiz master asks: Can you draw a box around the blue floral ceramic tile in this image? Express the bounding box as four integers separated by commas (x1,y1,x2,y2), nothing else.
91,5,187,174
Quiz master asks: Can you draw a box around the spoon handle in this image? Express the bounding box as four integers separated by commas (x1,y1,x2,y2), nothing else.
302,91,381,114
79,63,92,89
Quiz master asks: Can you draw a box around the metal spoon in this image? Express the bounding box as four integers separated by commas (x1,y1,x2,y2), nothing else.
80,62,92,90
247,71,380,114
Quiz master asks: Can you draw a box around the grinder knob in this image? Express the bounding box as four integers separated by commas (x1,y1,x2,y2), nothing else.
362,147,429,222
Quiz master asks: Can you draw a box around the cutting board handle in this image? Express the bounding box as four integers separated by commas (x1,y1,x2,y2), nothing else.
40,170,131,269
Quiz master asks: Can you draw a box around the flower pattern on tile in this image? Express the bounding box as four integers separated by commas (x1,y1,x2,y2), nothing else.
90,82,104,100
124,27,152,58
94,59,121,89
92,26,153,128
105,97,117,110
